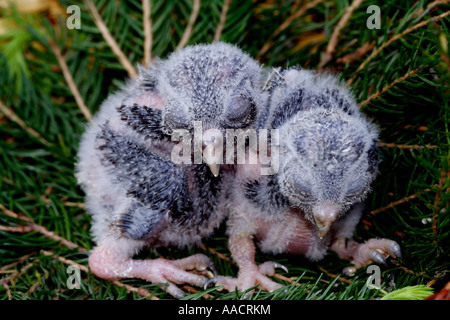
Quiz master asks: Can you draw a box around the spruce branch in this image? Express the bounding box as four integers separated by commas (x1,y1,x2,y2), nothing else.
359,68,420,108
84,0,137,78
256,0,325,60
346,9,450,87
0,99,52,146
319,0,364,68
377,142,438,150
142,0,153,66
214,0,231,42
48,40,92,121
368,188,433,217
0,203,85,251
176,0,201,51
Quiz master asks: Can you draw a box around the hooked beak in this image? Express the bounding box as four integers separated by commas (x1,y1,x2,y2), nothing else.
312,203,340,239
202,129,223,177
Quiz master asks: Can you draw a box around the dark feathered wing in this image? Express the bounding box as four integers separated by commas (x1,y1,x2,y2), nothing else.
97,124,191,240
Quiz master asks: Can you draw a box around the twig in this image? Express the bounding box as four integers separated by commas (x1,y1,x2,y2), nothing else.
0,252,36,272
48,40,93,121
336,41,376,64
84,0,137,78
368,188,433,216
183,285,214,299
200,244,232,262
360,68,420,108
256,0,324,59
0,203,85,251
319,0,364,68
377,141,438,150
413,0,450,18
0,261,36,289
176,0,201,51
142,0,153,66
2,282,12,300
346,10,450,87
0,205,158,299
391,260,426,276
0,99,52,146
213,0,231,42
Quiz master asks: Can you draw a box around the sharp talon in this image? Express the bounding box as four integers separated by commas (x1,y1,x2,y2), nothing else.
208,263,218,278
204,278,217,290
371,250,387,265
274,263,289,274
343,266,356,277
391,243,402,258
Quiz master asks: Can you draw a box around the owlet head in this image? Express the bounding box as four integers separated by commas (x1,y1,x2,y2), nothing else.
278,107,380,238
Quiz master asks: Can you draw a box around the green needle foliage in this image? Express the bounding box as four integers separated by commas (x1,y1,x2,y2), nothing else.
0,0,449,300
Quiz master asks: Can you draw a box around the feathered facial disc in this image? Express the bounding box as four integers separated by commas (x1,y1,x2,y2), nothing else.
157,42,262,133
278,108,380,219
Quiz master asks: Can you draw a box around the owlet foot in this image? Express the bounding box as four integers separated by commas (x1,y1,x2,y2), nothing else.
343,238,401,276
89,245,216,298
206,261,287,296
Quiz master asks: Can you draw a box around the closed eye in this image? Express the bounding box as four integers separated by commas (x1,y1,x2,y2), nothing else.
292,175,312,199
346,180,367,197
225,95,257,128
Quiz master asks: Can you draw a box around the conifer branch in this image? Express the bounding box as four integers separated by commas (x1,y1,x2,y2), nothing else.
49,40,93,121
176,0,201,51
346,10,450,87
214,0,231,42
84,0,137,78
142,0,153,66
319,0,364,68
256,0,324,60
377,142,438,150
359,68,420,107
0,203,84,251
0,99,52,146
368,188,433,216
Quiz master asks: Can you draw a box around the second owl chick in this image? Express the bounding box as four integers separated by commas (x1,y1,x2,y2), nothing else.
212,68,401,294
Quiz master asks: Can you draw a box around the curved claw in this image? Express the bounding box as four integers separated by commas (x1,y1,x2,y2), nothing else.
391,242,402,258
343,266,357,277
370,250,387,266
273,262,289,274
259,261,289,276
204,277,218,290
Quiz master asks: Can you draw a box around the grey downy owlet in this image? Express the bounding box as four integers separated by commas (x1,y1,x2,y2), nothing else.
75,42,264,298
210,68,401,294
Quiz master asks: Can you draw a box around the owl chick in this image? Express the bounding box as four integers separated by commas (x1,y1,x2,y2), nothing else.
76,42,263,298
212,68,401,293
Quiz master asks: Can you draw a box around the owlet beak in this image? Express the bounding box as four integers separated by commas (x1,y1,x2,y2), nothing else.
202,129,223,177
203,147,220,177
312,203,340,239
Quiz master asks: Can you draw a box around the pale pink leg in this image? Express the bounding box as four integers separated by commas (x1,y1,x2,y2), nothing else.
331,238,401,276
89,243,214,298
210,233,287,295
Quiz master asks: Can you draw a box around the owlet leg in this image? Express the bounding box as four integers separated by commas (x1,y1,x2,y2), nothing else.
89,241,215,298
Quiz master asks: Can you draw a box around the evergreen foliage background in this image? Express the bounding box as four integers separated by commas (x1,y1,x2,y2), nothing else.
0,0,448,300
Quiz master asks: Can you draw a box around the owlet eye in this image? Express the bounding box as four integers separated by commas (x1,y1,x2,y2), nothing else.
292,175,312,199
225,95,257,128
346,180,366,197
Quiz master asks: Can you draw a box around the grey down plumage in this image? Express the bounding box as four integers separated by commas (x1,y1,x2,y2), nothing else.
76,42,264,298
211,68,401,293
